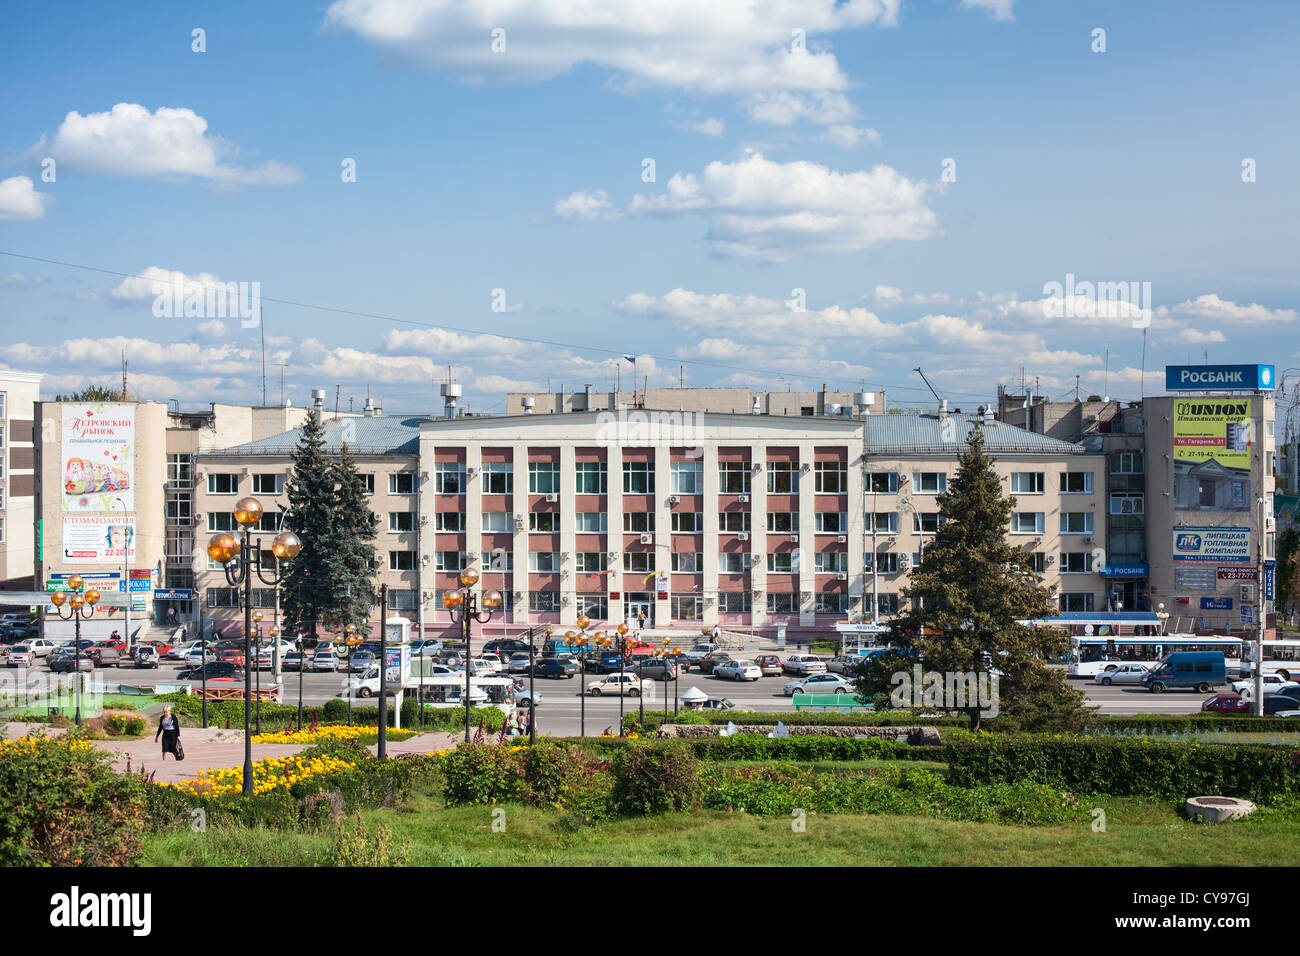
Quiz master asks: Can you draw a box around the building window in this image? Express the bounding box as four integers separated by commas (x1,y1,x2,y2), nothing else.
528,462,560,494
877,593,900,615
481,511,511,533
670,512,703,533
1060,472,1093,494
482,462,512,495
529,512,560,533
816,512,847,533
253,512,282,533
718,553,751,573
1060,512,1094,535
867,472,899,494
575,594,607,619
482,549,513,572
719,462,751,494
800,406,815,416
767,512,798,533
0,517,5,543
434,511,465,532
1110,452,1144,475
529,591,559,612
1059,592,1096,612
166,493,192,525
1010,472,1045,494
767,462,800,494
767,553,797,573
872,552,900,574
1110,493,1144,515
622,461,654,494
0,393,5,419
912,512,941,534
575,552,607,573
623,552,654,573
670,461,702,494
434,462,465,494
767,593,799,614
207,512,237,533
719,511,751,533
434,551,466,572
867,512,899,534
207,588,240,608
623,512,655,533
814,592,848,613
207,473,239,495
913,472,947,494
167,454,193,485
575,461,607,495
389,551,418,571
252,473,283,495
670,552,701,572
671,595,703,620
389,473,417,495
1011,512,1045,534
361,473,375,495
528,552,560,572
387,589,417,611
388,512,415,533
1059,552,1094,574
1029,553,1047,573
814,461,847,494
718,591,751,613
814,552,847,574
574,512,607,533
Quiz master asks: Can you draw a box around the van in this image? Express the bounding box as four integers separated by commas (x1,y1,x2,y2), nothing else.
1140,651,1226,694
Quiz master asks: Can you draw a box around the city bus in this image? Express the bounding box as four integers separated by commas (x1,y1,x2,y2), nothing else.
1241,639,1300,680
1066,634,1243,678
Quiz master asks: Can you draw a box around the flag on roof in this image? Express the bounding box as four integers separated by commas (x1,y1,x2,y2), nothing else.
624,354,637,364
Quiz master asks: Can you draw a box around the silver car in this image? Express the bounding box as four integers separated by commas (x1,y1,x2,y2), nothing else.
784,673,856,697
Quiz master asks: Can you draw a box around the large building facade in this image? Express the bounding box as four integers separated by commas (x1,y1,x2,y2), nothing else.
0,369,42,589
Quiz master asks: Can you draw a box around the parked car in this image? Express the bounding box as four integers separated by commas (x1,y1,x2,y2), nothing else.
586,673,643,696
1094,663,1151,686
132,645,160,668
88,646,123,668
633,657,678,681
186,647,218,667
178,660,244,681
484,639,530,656
167,640,209,660
48,649,95,673
754,654,784,677
827,654,865,676
469,657,503,676
684,642,718,663
507,652,533,674
219,649,246,667
1201,693,1250,714
6,643,34,667
783,655,828,676
1264,695,1300,716
2,623,39,643
581,650,626,674
1141,651,1227,694
312,650,339,672
785,673,856,697
409,638,444,656
1231,673,1300,696
693,651,734,674
282,650,303,671
347,650,377,673
533,657,578,679
714,659,762,681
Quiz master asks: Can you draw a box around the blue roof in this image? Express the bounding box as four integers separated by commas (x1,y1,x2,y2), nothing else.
216,415,428,456
865,413,1087,455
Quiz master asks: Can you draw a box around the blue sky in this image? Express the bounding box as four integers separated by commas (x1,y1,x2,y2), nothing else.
1,0,1298,415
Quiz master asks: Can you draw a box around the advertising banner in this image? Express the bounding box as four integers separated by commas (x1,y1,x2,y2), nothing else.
1201,597,1233,610
1172,526,1251,563
1173,399,1252,468
1175,567,1218,589
654,571,669,600
61,404,135,512
1165,364,1274,391
61,516,136,563
1217,567,1258,580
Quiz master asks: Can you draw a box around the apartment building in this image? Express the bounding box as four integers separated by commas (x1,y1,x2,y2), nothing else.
505,386,885,417
0,369,42,589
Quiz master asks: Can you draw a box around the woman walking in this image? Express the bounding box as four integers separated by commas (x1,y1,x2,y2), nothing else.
155,704,182,760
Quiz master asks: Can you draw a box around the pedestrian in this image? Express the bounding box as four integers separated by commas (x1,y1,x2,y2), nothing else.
155,704,182,760
711,623,720,642
165,606,177,628
638,609,647,631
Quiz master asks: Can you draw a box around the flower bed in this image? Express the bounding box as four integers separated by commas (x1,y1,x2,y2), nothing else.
157,752,359,797
251,725,418,745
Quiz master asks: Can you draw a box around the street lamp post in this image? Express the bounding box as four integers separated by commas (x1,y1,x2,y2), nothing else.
614,621,629,736
672,647,682,716
572,629,587,737
378,582,389,761
442,567,503,743
49,575,99,726
295,634,305,731
344,624,357,727
251,611,265,734
207,496,302,798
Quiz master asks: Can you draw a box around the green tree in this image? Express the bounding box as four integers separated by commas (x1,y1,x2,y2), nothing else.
279,411,337,640
323,443,378,634
53,384,126,402
854,421,1088,731
1277,527,1300,623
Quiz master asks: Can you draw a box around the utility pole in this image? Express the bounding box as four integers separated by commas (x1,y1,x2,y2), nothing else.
1254,489,1266,716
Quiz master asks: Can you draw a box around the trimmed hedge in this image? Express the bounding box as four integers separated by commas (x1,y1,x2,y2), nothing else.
562,734,946,763
153,691,502,734
946,735,1300,801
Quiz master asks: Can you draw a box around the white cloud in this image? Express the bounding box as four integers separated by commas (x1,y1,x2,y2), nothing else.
553,189,621,221
681,117,725,137
961,0,1015,21
0,272,48,286
1169,327,1228,345
1162,293,1298,324
744,91,859,126
624,152,939,260
819,124,881,148
41,103,302,186
0,176,53,220
871,284,950,306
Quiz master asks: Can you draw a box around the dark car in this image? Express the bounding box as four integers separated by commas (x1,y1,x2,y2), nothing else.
348,650,377,673
581,650,627,674
484,639,530,656
2,623,38,643
178,660,245,681
88,646,123,668
533,657,578,679
1201,693,1249,714
693,651,734,674
48,649,94,673
1263,695,1300,716
634,657,678,681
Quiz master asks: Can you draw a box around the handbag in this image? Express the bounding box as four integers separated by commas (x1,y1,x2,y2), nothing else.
175,741,185,761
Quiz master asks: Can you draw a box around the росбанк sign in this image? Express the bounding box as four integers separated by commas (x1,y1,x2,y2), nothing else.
1165,364,1275,391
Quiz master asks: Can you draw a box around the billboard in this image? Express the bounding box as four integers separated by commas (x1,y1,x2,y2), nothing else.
61,404,135,512
62,516,136,564
1172,526,1251,563
1173,399,1252,512
1165,364,1274,391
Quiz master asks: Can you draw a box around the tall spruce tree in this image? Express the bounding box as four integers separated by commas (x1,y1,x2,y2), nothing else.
279,410,336,640
325,443,378,634
855,420,1088,731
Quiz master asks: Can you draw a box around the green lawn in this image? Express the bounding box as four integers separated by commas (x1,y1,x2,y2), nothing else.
141,783,1300,867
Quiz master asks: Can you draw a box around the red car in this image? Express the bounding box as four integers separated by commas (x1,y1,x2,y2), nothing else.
220,649,246,667
1202,694,1249,714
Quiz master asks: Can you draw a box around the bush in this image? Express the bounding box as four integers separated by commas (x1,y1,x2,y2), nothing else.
104,715,146,736
0,734,146,865
611,743,702,815
440,744,523,806
519,740,615,821
946,735,1300,801
328,812,410,867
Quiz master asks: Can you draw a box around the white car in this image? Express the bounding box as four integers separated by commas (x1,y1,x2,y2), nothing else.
785,673,856,697
586,673,643,697
6,643,34,667
1093,663,1151,686
470,657,503,676
168,640,213,661
1231,674,1300,697
713,659,762,681
684,643,718,663
19,638,57,659
185,648,218,667
783,655,829,676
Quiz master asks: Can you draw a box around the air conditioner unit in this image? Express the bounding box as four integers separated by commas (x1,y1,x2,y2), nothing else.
637,533,652,544
836,573,848,581
194,512,204,521
789,534,799,542
737,532,750,541
514,590,524,599
419,516,429,526
374,513,384,523
196,472,206,481
607,550,620,559
738,494,750,503
899,555,912,570
667,495,680,505
514,514,524,523
466,466,478,478
751,463,762,474
1046,555,1056,564
545,493,558,503
752,553,763,563
837,535,847,543
562,595,572,605
1083,536,1093,544
897,473,909,483
421,555,430,565
800,463,811,473
561,570,570,578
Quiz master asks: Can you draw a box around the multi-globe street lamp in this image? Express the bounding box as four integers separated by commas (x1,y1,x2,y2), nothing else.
442,567,503,743
49,574,99,726
207,495,302,798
